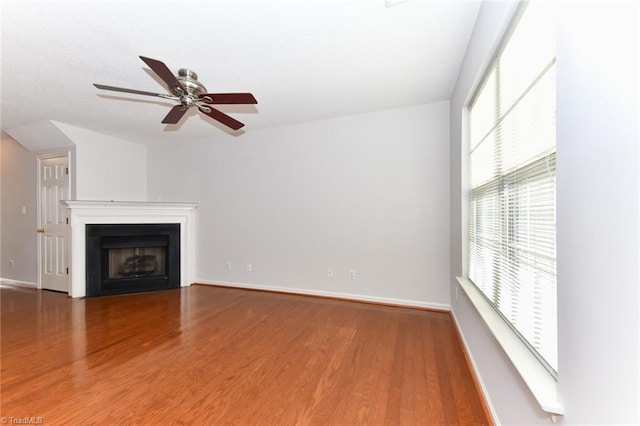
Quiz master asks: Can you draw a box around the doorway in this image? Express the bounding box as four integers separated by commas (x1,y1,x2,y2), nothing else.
38,154,70,292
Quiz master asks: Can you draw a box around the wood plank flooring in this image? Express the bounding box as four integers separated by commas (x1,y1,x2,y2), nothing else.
1,284,491,425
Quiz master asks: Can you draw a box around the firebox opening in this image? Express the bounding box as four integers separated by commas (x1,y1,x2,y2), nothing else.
107,246,166,279
86,223,180,297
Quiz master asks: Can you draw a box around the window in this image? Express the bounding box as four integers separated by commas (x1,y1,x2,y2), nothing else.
467,2,557,372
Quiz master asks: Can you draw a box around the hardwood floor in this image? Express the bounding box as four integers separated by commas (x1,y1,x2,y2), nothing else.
1,284,491,425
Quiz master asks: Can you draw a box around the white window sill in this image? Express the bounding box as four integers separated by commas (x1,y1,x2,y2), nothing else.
456,276,565,417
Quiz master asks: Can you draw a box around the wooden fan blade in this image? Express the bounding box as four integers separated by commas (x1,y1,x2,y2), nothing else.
199,93,258,105
93,84,170,98
162,105,189,124
139,56,185,93
198,106,244,130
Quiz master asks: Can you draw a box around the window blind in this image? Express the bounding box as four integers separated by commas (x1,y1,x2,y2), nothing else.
468,2,557,372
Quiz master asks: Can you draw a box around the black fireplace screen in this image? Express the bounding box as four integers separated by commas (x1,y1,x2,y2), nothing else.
86,223,180,297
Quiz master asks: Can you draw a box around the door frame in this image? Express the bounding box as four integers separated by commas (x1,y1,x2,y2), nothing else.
37,150,73,292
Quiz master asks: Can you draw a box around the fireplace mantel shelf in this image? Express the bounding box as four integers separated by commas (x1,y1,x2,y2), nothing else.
64,200,198,213
63,200,198,298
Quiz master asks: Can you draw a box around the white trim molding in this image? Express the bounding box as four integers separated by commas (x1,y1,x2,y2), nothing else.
63,200,198,298
450,308,499,424
0,278,38,288
456,276,564,417
197,279,450,312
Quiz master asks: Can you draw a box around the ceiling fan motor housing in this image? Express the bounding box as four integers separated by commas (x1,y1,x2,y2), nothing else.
174,69,207,106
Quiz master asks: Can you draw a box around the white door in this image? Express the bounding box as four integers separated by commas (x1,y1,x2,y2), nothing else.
39,155,70,292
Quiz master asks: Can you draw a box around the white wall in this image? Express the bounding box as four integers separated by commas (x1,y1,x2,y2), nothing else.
1,134,38,284
1,123,148,286
555,1,639,423
0,133,2,278
148,102,451,307
450,1,640,424
53,122,148,201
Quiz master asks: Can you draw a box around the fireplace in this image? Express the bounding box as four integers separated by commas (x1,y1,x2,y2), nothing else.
63,201,197,298
86,223,180,297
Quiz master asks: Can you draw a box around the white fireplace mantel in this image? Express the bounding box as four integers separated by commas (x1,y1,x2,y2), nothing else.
63,200,198,298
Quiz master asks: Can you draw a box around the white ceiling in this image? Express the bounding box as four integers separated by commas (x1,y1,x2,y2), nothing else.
1,0,481,144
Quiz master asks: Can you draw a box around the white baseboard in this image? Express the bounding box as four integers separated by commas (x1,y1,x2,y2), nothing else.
450,308,499,424
194,279,450,312
0,278,38,288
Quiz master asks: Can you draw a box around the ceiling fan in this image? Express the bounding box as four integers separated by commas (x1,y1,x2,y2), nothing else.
93,56,257,131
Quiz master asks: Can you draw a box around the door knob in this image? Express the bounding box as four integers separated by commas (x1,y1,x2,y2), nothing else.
36,228,45,233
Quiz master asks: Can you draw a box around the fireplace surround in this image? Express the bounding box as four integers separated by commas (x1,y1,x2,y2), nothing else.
63,201,197,298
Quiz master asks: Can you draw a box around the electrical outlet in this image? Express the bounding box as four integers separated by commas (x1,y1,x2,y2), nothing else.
348,269,356,280
246,263,252,272
9,260,14,269
327,267,334,278
225,261,232,271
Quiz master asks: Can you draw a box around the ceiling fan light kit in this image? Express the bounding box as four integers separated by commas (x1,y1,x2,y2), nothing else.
94,56,257,131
